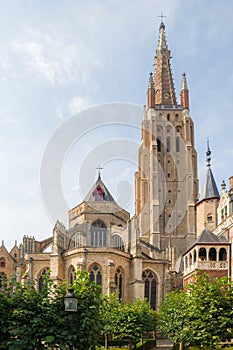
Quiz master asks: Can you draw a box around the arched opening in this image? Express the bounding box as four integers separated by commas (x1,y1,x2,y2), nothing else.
199,248,206,261
189,253,192,265
194,250,197,262
219,248,227,261
142,269,157,310
115,267,123,299
89,263,102,290
207,213,213,222
209,248,216,261
90,220,107,247
113,234,124,251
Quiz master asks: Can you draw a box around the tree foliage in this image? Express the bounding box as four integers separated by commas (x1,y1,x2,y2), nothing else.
158,271,233,349
0,270,102,350
101,295,157,350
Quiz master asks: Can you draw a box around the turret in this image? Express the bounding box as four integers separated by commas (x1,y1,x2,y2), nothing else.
180,72,189,110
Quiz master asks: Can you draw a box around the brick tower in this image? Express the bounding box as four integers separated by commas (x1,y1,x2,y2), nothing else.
135,21,198,262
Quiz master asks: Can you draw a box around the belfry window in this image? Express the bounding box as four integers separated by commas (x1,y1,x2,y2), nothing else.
115,267,123,299
90,219,107,247
142,269,157,310
89,264,102,289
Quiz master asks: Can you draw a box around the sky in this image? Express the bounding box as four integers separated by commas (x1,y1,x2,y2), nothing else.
1,0,233,250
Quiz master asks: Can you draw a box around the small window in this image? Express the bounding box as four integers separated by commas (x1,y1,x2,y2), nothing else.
115,268,123,299
0,258,5,268
207,213,212,222
167,114,170,121
157,138,161,152
166,137,171,152
176,137,180,152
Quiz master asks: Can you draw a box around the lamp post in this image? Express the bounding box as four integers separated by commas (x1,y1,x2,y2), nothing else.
64,288,78,350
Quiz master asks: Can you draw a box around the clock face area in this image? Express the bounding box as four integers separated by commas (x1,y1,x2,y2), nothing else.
164,92,170,100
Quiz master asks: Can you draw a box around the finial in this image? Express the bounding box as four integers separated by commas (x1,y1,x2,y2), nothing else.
181,72,188,90
96,165,103,178
221,180,226,191
158,11,166,28
206,140,211,167
148,71,154,88
143,105,148,120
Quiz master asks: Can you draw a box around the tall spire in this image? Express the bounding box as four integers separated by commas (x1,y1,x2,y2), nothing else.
153,22,177,105
198,142,220,202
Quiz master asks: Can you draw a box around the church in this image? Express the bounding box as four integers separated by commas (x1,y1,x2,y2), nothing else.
0,21,232,309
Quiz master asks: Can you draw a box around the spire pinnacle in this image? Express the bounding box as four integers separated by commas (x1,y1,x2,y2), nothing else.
154,21,177,105
181,72,188,90
206,140,211,167
96,165,103,179
148,71,154,89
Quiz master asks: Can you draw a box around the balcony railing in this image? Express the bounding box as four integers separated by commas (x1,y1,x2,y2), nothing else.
184,260,228,275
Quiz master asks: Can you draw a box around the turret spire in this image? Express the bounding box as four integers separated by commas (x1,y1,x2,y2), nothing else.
153,22,177,105
180,72,189,110
198,142,220,202
147,72,155,108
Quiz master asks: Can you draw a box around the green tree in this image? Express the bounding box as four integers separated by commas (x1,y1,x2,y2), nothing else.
158,271,233,350
186,271,233,349
101,297,157,350
0,270,102,350
158,289,189,350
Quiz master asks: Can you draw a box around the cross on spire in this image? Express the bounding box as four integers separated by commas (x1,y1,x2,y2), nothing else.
96,165,103,178
157,11,166,23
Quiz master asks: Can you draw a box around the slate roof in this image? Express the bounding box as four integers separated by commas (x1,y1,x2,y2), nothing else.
198,167,220,202
195,227,227,244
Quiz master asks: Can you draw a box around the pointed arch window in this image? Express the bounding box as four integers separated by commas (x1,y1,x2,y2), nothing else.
38,268,49,291
68,266,76,285
115,267,123,299
113,234,124,251
0,257,5,268
70,232,83,249
90,219,107,247
89,263,102,289
142,269,157,310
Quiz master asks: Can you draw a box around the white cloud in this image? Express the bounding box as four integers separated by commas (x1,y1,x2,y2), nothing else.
10,27,101,86
69,96,90,114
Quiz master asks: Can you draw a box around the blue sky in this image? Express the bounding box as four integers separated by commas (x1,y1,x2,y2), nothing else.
1,0,233,250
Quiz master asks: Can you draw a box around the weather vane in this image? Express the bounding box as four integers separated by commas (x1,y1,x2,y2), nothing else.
157,11,166,23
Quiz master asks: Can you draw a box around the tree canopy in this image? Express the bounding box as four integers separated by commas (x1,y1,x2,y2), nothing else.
158,271,233,349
